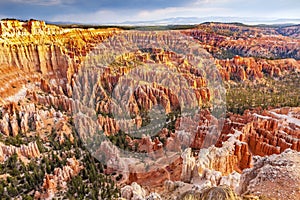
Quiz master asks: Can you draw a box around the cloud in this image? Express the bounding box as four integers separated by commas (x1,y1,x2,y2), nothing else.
51,6,229,24
74,0,196,10
50,0,234,24
136,6,229,20
6,0,74,6
51,10,122,23
0,14,7,19
1,0,300,23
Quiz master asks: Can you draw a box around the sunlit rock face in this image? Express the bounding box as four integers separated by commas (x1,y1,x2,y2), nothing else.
0,19,116,103
0,19,62,37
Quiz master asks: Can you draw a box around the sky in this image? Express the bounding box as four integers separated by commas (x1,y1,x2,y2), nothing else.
0,0,299,24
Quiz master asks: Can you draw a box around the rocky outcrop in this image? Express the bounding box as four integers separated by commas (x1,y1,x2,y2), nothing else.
0,102,57,136
196,144,237,176
0,20,117,102
173,131,250,196
238,149,300,200
185,23,300,59
126,156,182,187
0,64,39,102
54,121,74,145
121,182,163,200
0,40,73,81
121,182,147,200
277,25,300,38
0,141,40,162
156,114,297,198
181,148,196,183
219,107,300,158
216,56,300,81
234,107,300,156
37,157,83,200
0,19,62,37
195,129,252,177
0,20,73,82
73,45,213,136
159,175,241,200
30,90,74,113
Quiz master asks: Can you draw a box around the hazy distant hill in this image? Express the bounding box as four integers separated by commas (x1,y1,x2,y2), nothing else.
49,17,300,26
